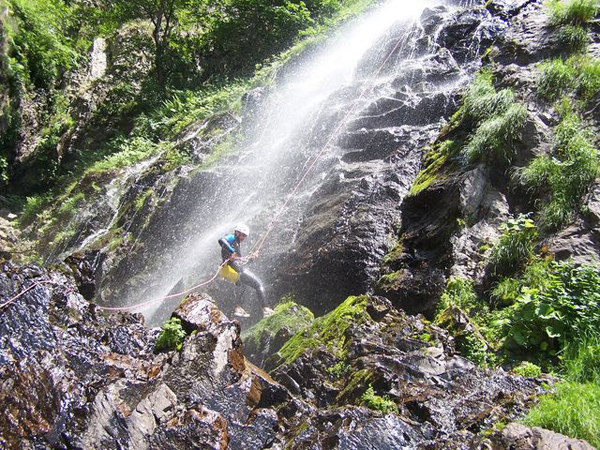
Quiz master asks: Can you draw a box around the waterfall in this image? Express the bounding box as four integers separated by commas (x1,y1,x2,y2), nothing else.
100,0,503,324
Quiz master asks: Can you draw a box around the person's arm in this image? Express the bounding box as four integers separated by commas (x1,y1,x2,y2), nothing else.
218,234,237,257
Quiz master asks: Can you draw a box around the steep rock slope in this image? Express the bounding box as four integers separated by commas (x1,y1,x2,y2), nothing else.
377,0,600,316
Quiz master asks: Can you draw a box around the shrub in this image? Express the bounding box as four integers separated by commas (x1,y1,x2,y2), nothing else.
546,0,598,26
489,215,538,276
361,385,398,415
506,262,600,357
7,0,79,90
155,317,187,352
523,381,600,447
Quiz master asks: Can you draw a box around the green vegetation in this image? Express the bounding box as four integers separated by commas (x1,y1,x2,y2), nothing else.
546,0,598,27
523,332,600,446
437,276,478,313
518,102,599,230
241,301,314,351
488,215,537,277
409,140,457,196
360,385,398,415
557,24,589,51
438,256,600,368
562,333,600,383
327,360,351,379
2,0,379,207
506,262,600,358
435,276,501,366
537,56,600,101
277,295,369,365
524,380,600,447
513,361,542,377
460,70,528,165
155,317,187,352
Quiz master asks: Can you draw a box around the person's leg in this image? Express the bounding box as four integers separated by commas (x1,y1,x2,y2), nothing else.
228,260,243,274
239,269,266,308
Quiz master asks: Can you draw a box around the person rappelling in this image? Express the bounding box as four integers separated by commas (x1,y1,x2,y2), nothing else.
218,224,273,318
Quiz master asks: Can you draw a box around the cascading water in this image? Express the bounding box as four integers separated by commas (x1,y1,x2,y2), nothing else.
96,0,506,324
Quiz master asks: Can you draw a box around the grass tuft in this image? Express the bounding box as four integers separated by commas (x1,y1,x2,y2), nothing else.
557,24,589,51
546,0,598,26
538,55,600,102
489,215,538,277
460,70,528,165
518,103,599,230
523,381,600,447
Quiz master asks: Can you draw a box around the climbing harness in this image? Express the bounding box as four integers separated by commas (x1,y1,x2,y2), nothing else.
5,30,409,314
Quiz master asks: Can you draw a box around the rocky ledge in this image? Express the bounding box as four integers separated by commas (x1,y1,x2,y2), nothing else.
2,263,592,449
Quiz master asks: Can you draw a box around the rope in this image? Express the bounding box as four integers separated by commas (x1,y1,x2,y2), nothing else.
249,33,405,258
0,280,54,311
95,259,231,312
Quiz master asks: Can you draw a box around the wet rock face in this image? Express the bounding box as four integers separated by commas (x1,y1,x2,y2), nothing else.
0,265,284,449
375,175,463,316
1,265,552,449
270,295,545,448
271,3,509,315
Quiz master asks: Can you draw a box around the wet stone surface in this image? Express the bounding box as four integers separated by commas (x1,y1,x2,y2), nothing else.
0,264,553,449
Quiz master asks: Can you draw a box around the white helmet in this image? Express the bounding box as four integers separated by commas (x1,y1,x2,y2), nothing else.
234,223,250,236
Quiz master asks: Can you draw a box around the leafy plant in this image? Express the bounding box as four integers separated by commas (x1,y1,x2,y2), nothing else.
489,215,538,277
155,317,187,352
506,262,600,357
361,385,398,415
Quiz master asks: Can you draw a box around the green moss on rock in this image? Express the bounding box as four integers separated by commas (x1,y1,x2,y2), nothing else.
409,140,458,196
276,295,370,366
241,301,314,351
336,368,378,404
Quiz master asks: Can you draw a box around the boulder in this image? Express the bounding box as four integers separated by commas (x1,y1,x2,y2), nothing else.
486,423,595,450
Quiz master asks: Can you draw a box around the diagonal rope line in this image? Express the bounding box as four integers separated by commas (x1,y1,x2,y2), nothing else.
249,35,404,257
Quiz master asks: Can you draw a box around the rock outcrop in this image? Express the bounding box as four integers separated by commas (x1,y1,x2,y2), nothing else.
1,263,574,449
